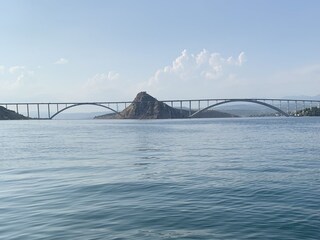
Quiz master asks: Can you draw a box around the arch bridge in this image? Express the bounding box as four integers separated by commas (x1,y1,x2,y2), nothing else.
161,98,320,118
1,98,319,119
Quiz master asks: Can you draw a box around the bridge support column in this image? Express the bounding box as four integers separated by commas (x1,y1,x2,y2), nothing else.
37,104,40,119
48,104,51,119
287,101,289,114
279,101,282,111
180,101,182,114
27,104,30,118
16,104,19,114
189,100,191,116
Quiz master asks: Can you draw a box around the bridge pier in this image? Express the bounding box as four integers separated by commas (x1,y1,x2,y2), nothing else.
279,101,282,111
48,104,51,119
37,104,40,119
27,104,30,118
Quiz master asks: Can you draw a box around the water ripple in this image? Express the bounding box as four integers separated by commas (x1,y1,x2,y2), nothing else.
1,118,319,239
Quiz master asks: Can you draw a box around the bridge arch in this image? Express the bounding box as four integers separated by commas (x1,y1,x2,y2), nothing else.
50,103,123,119
189,99,289,118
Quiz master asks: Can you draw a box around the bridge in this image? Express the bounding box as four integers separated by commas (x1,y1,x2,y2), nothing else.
1,98,320,119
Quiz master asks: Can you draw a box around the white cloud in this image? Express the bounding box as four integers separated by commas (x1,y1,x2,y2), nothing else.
85,71,120,88
54,58,69,65
144,49,247,98
0,65,42,101
9,66,25,74
5,49,319,102
77,71,129,100
149,49,246,83
238,52,246,66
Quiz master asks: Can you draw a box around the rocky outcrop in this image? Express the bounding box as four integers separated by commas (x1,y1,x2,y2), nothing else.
96,92,189,119
0,106,28,120
95,92,238,119
119,92,189,119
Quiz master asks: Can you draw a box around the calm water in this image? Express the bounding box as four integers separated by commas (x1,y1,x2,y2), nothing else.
1,118,319,239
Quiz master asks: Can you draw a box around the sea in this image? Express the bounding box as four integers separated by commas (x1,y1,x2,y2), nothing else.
0,118,319,240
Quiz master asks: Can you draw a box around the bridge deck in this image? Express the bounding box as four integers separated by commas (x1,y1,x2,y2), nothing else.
1,98,319,119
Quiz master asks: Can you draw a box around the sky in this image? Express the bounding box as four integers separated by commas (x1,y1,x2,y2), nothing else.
1,0,320,102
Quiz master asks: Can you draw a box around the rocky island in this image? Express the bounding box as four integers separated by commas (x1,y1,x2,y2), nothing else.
0,106,28,120
95,92,237,119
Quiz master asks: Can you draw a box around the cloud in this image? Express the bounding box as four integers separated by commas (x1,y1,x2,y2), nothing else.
149,49,245,83
0,65,5,73
9,66,26,74
144,49,247,98
54,58,69,65
0,65,41,101
85,71,120,88
238,52,246,66
77,71,128,100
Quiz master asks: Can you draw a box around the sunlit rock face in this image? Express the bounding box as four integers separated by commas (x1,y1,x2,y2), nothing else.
94,91,238,119
119,92,188,119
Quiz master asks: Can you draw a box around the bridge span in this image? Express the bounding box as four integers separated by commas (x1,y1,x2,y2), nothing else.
1,98,320,119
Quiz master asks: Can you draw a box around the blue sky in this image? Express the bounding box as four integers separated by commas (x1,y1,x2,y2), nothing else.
1,0,320,101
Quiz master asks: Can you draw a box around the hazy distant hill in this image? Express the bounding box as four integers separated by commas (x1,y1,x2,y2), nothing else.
0,106,28,120
283,94,320,100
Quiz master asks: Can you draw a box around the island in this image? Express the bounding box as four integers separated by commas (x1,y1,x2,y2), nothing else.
0,106,28,120
94,92,238,119
295,107,320,116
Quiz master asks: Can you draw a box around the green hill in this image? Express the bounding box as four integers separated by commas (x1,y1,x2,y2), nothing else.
296,107,320,116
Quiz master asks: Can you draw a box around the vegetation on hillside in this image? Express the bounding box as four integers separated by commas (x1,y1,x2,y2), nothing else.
295,107,320,116
0,106,28,120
